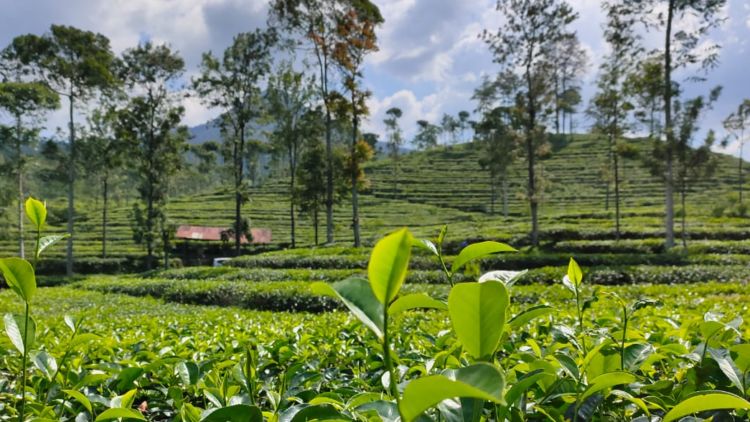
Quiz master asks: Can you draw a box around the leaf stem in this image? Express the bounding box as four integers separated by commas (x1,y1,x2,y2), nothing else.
382,311,405,420
19,302,29,422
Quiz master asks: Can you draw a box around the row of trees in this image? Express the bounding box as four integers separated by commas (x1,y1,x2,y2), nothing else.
0,0,385,272
472,0,741,249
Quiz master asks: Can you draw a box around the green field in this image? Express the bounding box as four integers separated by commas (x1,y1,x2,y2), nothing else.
4,267,750,420
2,136,750,420
1,135,748,278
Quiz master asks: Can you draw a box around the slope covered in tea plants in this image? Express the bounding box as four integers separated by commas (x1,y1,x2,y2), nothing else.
0,134,747,274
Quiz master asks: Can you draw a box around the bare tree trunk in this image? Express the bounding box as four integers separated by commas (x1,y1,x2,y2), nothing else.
490,177,496,215
289,143,296,248
15,116,24,259
325,108,334,244
313,208,319,246
502,177,509,218
663,0,676,249
681,176,687,250
525,62,539,247
351,108,361,248
102,176,108,258
235,124,245,256
739,134,744,204
66,95,75,276
614,146,621,240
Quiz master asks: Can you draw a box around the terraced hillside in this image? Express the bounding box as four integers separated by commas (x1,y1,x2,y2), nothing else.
367,134,745,215
0,133,747,271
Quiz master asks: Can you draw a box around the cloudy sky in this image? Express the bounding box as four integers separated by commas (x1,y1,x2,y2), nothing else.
1,0,749,158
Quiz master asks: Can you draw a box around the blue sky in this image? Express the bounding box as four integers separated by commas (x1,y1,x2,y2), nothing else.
1,0,748,158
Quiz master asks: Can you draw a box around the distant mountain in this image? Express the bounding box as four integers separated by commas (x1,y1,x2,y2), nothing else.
188,121,222,145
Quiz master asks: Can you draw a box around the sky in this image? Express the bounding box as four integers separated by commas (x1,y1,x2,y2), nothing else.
0,0,748,159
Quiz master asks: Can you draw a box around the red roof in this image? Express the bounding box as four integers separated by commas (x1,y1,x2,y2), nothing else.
175,225,272,244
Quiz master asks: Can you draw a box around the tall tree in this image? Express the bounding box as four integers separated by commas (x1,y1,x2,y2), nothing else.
723,99,750,204
10,25,116,275
117,42,187,269
267,62,317,248
457,110,471,142
550,36,587,137
414,120,441,150
296,140,327,245
332,3,383,247
587,0,641,239
440,113,459,145
0,48,59,258
270,0,344,244
622,0,726,248
673,86,721,248
475,106,518,217
193,29,276,256
626,57,664,138
383,106,403,198
483,0,578,246
79,104,126,258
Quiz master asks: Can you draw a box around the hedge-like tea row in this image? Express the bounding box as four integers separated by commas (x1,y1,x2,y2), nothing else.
75,277,450,312
515,264,750,285
148,266,465,285
34,256,183,275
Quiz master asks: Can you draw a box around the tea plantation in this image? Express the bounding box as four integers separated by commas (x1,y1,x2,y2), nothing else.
2,135,750,421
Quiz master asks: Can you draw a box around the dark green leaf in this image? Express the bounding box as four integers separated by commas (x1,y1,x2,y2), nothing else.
312,278,384,338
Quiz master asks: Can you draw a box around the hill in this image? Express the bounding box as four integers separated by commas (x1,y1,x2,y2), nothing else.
0,133,747,272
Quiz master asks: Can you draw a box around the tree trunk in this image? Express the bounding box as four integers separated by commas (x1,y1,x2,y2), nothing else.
739,134,744,204
325,108,334,244
681,177,687,250
313,208,319,246
663,0,676,249
146,186,154,270
66,94,75,276
614,145,621,240
490,176,496,215
102,176,108,258
162,227,170,270
605,135,612,211
289,143,296,248
235,124,245,256
392,152,399,200
15,116,24,259
525,60,539,247
502,177,509,218
351,105,361,248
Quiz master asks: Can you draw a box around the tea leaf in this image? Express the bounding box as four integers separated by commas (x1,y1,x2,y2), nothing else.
508,305,553,330
567,257,582,287
201,404,262,422
312,278,384,338
478,269,527,286
400,363,505,421
0,257,36,303
4,313,35,354
580,371,637,403
663,391,750,422
389,293,446,316
368,228,412,305
451,241,516,274
95,408,146,421
25,196,47,231
63,389,93,414
37,234,70,259
32,350,58,381
448,280,509,359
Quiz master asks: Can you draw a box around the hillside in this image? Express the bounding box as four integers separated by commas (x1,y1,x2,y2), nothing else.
0,133,747,270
